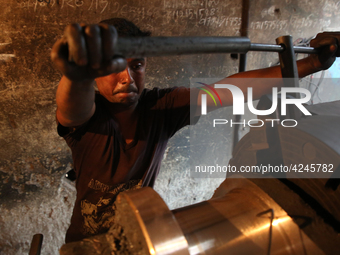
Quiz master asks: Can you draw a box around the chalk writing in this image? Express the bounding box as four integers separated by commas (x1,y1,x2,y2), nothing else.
18,0,161,20
0,54,16,61
323,0,340,16
59,0,84,8
19,0,81,9
88,0,108,13
164,0,220,9
251,20,288,30
110,5,162,23
165,6,242,30
290,15,331,29
19,0,44,9
16,0,335,32
250,16,331,31
199,16,241,28
168,8,220,20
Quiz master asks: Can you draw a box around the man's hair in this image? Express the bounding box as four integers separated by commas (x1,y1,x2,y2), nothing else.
100,18,151,37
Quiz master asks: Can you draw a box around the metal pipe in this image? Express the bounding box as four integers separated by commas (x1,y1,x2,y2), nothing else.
276,36,300,82
29,234,43,255
239,0,250,72
250,43,317,54
276,35,301,120
116,37,251,57
116,37,318,58
233,0,250,151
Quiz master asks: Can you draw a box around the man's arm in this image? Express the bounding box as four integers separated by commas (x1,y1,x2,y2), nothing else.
196,33,340,116
51,24,126,127
55,77,96,127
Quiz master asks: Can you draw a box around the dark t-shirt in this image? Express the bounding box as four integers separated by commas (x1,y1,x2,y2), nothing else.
58,87,199,243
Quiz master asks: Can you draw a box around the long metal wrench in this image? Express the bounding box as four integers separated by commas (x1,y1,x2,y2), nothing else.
115,36,317,58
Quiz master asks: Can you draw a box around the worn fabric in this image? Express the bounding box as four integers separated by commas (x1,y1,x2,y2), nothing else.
57,87,199,243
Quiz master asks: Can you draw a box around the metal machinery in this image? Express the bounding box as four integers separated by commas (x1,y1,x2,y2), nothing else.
59,35,340,255
106,178,329,255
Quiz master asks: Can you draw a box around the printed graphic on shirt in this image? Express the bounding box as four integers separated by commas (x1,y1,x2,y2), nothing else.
80,179,142,236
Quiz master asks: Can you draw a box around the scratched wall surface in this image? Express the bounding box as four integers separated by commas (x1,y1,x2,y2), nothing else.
0,0,340,254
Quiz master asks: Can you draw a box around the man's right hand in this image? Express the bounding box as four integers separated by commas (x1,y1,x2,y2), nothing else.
51,23,127,82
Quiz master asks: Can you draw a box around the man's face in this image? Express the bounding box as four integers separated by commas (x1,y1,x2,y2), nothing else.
95,58,146,108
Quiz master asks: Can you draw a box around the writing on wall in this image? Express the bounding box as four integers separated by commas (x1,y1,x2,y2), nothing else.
17,0,335,33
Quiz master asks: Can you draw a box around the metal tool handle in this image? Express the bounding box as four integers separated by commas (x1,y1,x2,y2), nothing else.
115,36,317,58
29,234,43,255
276,35,302,120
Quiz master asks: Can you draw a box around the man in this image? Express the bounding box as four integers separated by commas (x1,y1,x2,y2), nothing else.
51,18,340,243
